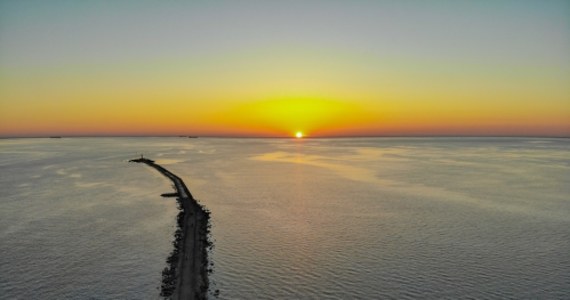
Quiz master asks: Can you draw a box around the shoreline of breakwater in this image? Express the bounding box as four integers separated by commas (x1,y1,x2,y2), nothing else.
129,158,210,300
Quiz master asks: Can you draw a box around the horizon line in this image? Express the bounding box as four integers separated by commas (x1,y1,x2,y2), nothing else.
1,134,569,139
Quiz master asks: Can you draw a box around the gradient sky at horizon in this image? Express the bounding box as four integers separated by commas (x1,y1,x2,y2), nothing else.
1,0,569,137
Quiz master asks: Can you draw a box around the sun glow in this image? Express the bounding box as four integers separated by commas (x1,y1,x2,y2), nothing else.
296,131,303,138
207,97,376,137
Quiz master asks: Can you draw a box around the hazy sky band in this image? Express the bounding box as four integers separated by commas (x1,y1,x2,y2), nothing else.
1,0,569,137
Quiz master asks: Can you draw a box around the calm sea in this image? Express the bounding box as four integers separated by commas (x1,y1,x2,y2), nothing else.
1,137,569,299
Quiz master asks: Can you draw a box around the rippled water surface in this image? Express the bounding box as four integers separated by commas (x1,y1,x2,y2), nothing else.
1,137,569,299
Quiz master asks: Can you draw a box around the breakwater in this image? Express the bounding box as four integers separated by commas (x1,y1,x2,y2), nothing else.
130,158,210,299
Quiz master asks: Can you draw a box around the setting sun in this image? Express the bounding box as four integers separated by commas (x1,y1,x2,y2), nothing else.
296,131,303,138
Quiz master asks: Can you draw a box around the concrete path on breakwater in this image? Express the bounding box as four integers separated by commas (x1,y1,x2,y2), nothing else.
130,158,209,300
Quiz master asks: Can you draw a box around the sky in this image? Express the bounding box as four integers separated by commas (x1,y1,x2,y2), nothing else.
1,0,569,137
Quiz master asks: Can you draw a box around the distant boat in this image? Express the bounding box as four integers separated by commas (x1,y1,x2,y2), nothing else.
188,136,198,138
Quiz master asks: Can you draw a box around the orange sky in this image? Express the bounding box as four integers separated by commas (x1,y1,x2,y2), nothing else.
1,1,569,137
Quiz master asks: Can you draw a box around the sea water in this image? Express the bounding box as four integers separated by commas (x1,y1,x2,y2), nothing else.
1,137,569,299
